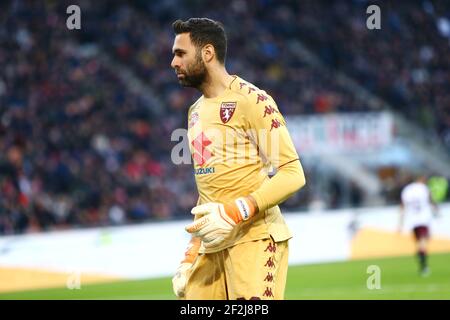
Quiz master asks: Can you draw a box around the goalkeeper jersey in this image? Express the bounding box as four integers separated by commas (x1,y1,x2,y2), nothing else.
187,75,299,253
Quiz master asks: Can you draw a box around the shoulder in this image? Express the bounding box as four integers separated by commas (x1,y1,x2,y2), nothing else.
401,183,413,197
418,183,430,195
403,183,427,197
188,96,203,115
229,76,274,108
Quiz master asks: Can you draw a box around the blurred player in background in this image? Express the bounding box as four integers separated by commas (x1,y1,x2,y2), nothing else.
170,18,306,299
398,175,440,276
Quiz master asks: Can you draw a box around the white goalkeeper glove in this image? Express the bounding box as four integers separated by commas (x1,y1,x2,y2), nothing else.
185,197,256,249
172,237,200,298
172,262,192,298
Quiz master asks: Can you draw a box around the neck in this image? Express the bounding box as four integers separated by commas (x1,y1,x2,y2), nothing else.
199,66,234,98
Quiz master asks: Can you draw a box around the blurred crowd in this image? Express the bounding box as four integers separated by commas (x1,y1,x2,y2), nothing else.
0,0,448,234
0,1,197,234
295,0,450,148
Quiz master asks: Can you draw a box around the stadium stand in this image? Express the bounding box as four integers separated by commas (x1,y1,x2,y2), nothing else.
0,0,448,234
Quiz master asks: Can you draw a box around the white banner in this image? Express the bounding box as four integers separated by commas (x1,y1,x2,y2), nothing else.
286,112,393,155
0,204,449,291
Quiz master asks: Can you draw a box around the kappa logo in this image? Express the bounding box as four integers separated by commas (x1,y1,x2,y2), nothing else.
264,272,274,282
220,102,236,124
270,118,282,131
256,93,268,104
264,257,275,268
264,242,277,253
263,105,278,117
263,287,274,298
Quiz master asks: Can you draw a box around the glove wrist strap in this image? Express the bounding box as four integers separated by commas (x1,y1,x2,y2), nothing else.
225,197,256,224
235,197,253,220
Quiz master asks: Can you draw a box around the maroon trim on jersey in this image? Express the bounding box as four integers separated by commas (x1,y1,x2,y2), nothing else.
228,75,238,89
277,158,299,170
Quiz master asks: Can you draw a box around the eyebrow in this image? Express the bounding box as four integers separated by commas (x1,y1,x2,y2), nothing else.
172,48,187,54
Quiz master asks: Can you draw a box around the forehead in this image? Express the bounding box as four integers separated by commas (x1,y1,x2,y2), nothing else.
172,33,194,52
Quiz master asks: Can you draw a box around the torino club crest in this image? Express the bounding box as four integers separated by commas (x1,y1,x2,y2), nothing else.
220,102,236,124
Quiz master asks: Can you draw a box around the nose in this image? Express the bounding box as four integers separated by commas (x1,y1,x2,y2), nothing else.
171,56,179,70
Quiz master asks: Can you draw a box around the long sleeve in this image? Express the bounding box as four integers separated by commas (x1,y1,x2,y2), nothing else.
251,159,305,212
243,89,306,212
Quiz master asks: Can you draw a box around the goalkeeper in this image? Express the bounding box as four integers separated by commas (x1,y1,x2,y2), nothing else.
170,18,306,300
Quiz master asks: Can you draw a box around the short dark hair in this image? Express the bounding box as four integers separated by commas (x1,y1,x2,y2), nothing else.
172,18,227,64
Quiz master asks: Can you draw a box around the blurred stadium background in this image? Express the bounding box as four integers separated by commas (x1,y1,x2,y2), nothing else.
0,0,449,299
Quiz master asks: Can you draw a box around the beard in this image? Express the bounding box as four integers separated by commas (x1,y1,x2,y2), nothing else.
176,54,207,89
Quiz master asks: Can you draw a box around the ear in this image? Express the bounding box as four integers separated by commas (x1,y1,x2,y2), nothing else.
202,44,215,63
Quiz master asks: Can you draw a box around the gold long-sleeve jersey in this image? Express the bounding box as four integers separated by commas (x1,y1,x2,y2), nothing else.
187,75,300,253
